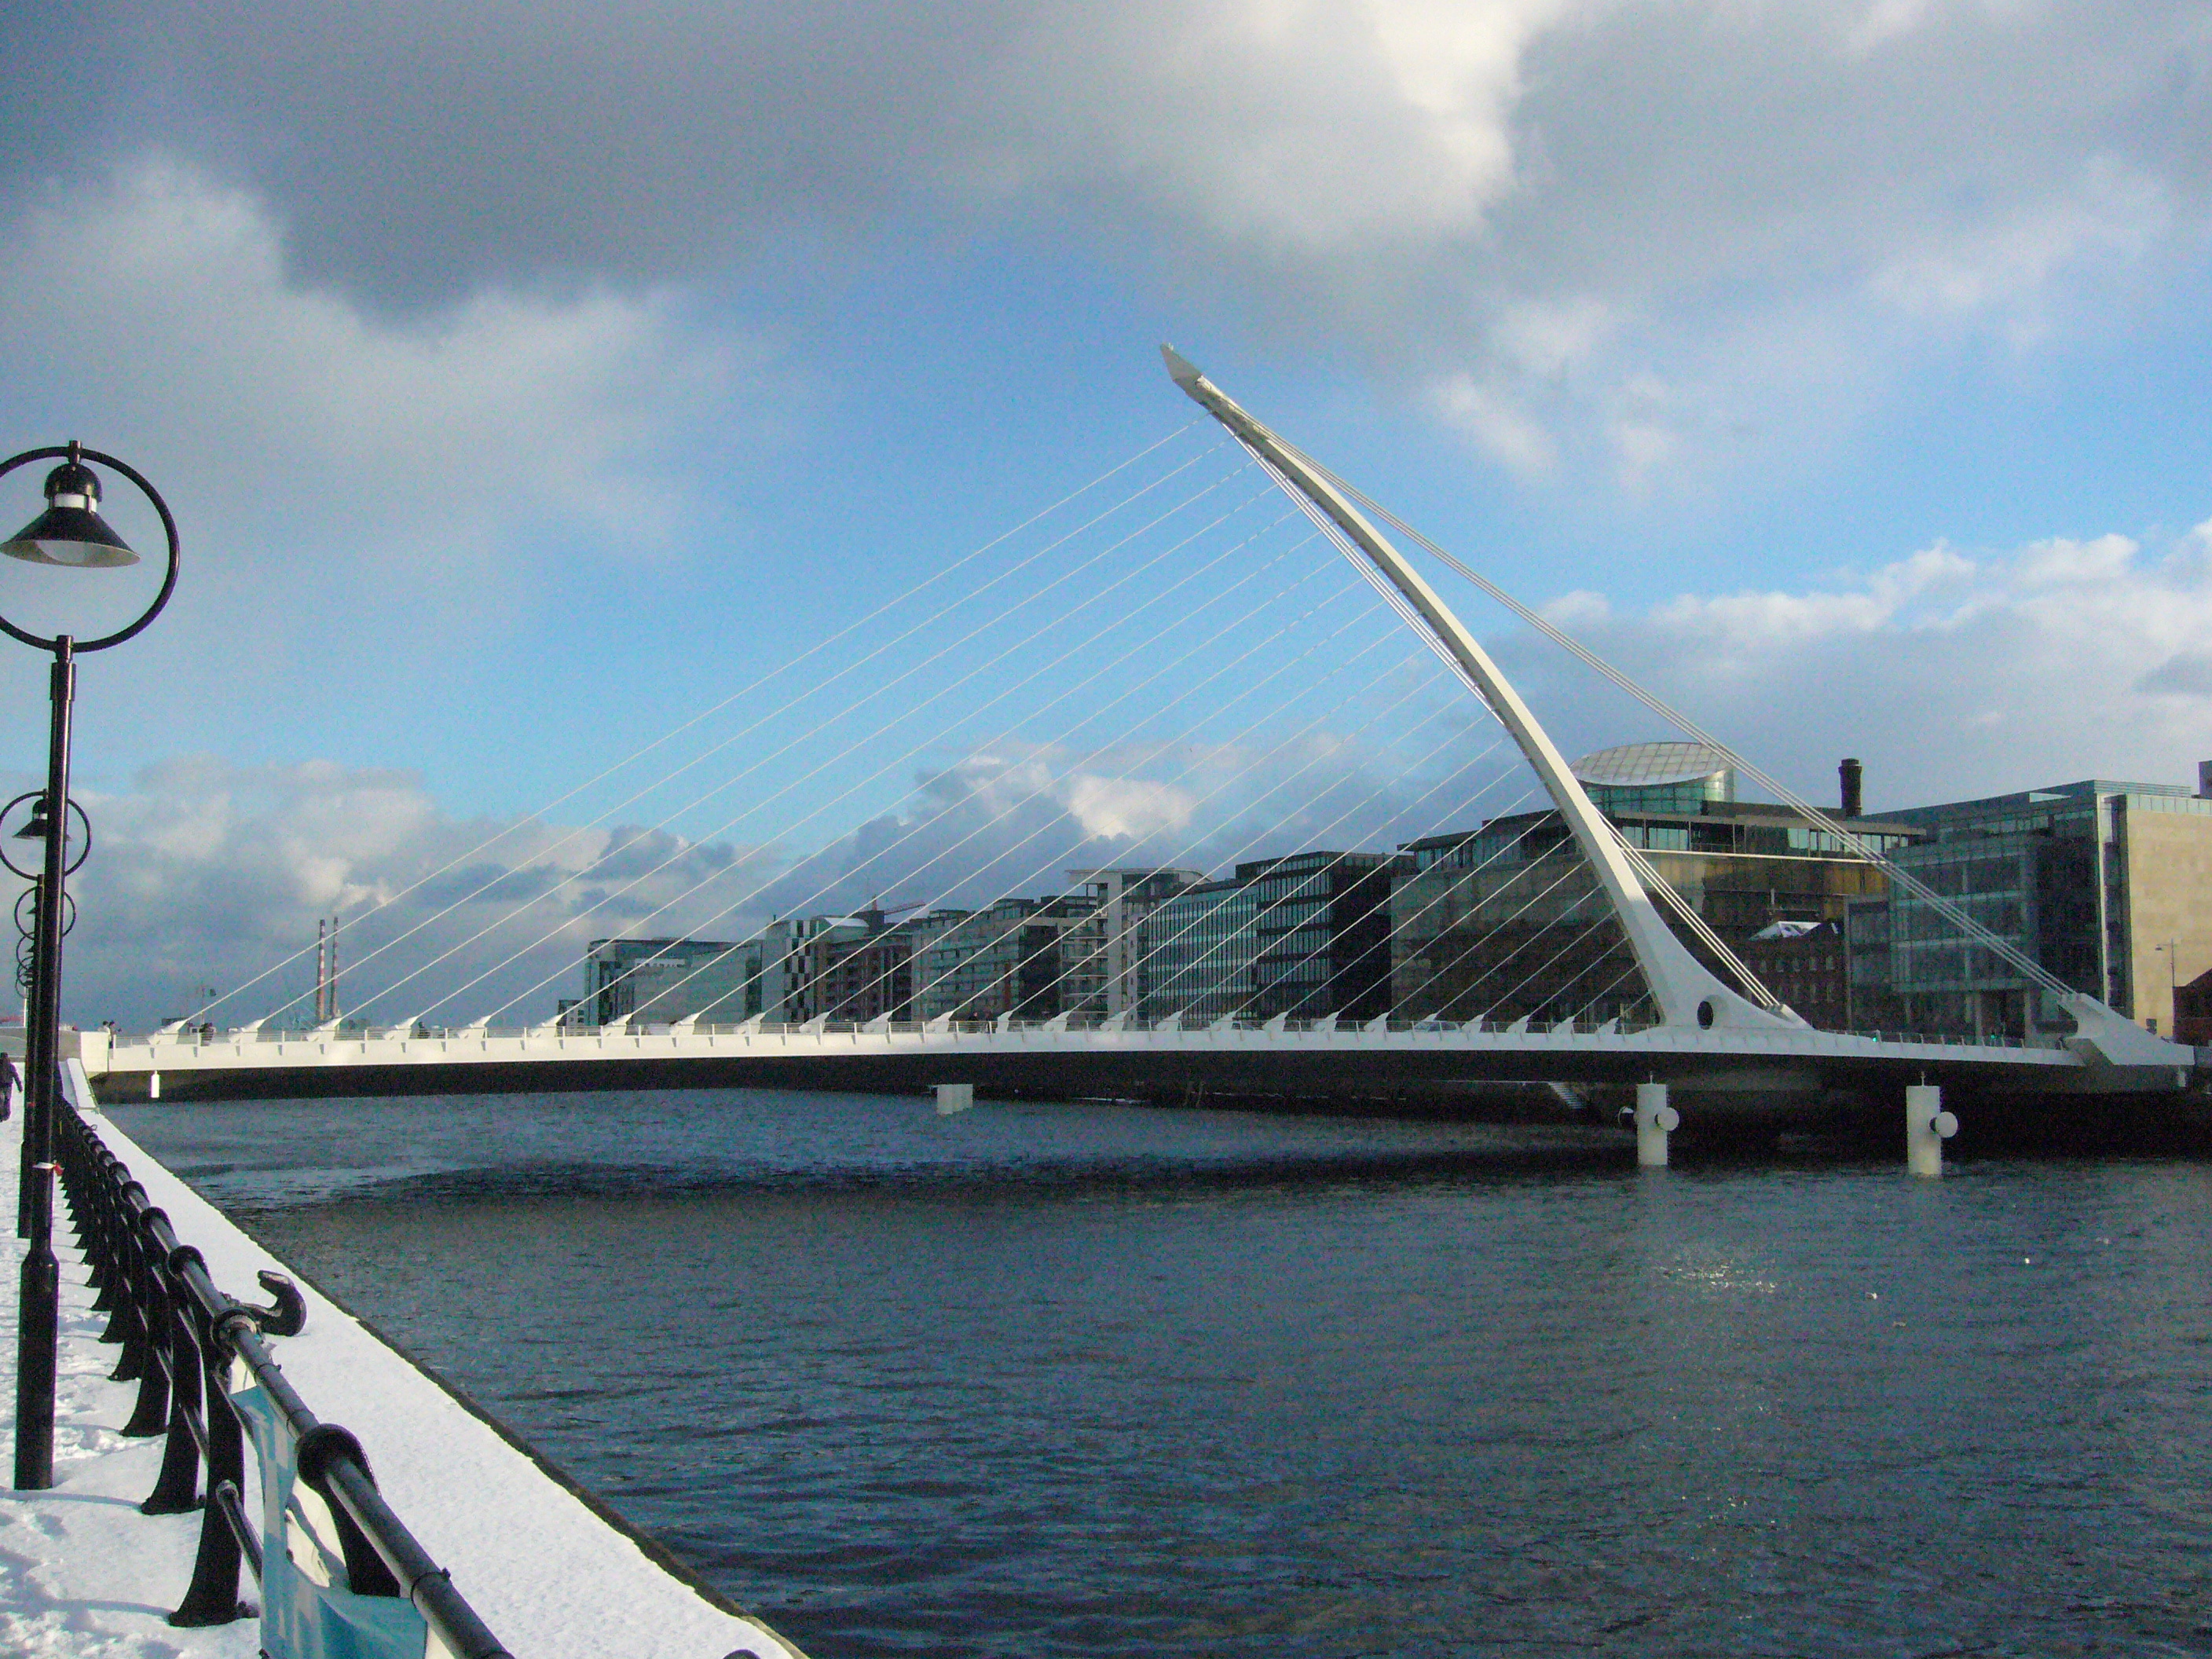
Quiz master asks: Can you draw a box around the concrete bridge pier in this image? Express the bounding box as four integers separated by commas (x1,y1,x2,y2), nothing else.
1905,1083,1957,1177
935,1082,974,1116
1635,1082,1678,1168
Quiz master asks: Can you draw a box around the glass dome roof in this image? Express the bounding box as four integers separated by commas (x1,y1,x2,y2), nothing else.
1570,741,1734,789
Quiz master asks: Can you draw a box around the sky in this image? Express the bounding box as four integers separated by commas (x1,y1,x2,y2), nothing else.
1,0,2209,1027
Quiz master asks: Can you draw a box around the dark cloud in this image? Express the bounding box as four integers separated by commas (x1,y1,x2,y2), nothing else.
23,2,1006,304
3,0,2199,503
15,2,2206,335
416,862,562,906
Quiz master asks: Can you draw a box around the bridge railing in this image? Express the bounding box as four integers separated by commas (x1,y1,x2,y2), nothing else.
120,1015,2071,1051
1844,1027,2061,1051
123,1013,1683,1047
51,1073,512,1657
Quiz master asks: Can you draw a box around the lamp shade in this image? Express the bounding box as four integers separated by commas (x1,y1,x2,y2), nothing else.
13,799,49,840
1,457,138,569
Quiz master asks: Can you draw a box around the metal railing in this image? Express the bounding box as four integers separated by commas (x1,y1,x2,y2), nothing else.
51,1082,513,1656
129,1010,1684,1043
112,1016,2077,1053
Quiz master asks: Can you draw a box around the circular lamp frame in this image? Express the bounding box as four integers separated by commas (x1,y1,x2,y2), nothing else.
13,885,74,940
0,790,90,880
0,445,180,653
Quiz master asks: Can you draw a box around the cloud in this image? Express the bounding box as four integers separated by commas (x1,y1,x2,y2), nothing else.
1501,513,2212,806
980,0,1569,255
37,1,1566,295
0,157,768,689
2014,533,2139,588
35,755,776,1031
0,155,801,804
2135,649,2212,697
1871,158,2173,335
1433,375,1558,475
1644,543,1980,650
8,2,2205,493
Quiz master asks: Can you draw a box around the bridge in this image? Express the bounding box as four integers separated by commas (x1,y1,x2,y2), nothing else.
86,1009,2179,1108
84,350,2203,1155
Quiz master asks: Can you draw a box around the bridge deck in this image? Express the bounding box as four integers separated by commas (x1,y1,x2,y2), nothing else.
84,1019,2192,1108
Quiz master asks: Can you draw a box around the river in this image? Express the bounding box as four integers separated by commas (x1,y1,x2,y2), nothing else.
107,1089,2212,1657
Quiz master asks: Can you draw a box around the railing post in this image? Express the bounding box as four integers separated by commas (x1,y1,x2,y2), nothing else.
113,1282,160,1404
141,1251,207,1514
168,1298,251,1627
109,1199,159,1379
94,1177,152,1343
296,1424,405,1597
116,1211,173,1434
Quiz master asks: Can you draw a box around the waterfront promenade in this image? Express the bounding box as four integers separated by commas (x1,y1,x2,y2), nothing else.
0,1063,804,1658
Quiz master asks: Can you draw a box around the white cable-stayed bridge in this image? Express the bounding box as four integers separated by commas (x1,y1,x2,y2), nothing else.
85,351,2202,1154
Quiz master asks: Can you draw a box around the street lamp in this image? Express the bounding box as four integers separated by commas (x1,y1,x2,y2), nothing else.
1,442,178,1490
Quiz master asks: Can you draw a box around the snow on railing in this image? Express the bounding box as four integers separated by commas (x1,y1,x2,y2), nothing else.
53,1091,512,1657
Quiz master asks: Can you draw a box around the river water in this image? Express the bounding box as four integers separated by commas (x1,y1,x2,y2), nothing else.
107,1090,2212,1658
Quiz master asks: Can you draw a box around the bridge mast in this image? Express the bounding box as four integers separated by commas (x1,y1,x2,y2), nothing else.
1162,346,1791,1033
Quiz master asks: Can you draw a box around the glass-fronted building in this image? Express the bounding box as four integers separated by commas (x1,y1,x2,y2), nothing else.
1846,778,2212,1038
1573,739,1737,816
911,895,1100,1021
1390,742,1921,1027
577,936,748,1026
1137,850,1405,1022
1062,868,1206,1016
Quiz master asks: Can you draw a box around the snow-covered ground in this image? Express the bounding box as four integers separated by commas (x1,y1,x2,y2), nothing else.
0,1063,805,1658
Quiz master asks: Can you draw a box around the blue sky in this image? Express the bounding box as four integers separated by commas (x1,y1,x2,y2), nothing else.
0,1,2209,1024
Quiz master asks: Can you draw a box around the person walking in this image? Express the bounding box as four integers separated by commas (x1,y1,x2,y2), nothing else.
0,1049,16,1122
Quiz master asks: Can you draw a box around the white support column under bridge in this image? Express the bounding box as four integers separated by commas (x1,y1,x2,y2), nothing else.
1635,1082,1677,1168
1905,1083,1957,1177
1161,346,1798,1038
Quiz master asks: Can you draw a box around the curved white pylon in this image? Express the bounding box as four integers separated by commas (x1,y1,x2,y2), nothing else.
1162,344,1795,1032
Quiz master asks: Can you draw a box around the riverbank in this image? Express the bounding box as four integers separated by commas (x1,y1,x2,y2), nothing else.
0,1062,804,1657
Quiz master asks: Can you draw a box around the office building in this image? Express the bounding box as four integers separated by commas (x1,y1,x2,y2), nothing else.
1138,850,1405,1022
1392,742,1921,1027
912,894,1101,1021
1846,776,2212,1039
578,936,747,1026
1064,868,1206,1016
799,908,922,1023
1737,920,1849,1031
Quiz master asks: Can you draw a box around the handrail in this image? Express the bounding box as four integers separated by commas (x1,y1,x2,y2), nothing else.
50,1085,513,1656
113,1016,2065,1054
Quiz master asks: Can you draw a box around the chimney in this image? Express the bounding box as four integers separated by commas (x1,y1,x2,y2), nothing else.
1840,757,1863,819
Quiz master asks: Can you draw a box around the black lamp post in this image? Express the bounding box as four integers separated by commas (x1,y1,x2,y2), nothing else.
2,442,178,1490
